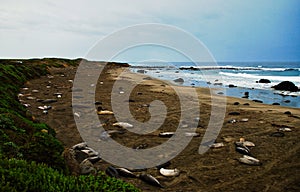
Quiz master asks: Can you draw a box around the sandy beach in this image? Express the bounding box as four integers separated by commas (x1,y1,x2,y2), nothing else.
20,62,300,191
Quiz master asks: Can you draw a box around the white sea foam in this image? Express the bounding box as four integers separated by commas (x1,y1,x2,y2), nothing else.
219,72,300,85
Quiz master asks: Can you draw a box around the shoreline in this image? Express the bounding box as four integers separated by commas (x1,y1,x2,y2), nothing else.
130,67,300,108
19,62,300,191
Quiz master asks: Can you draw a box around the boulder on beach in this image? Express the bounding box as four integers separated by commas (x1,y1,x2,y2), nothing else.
272,81,299,92
258,79,271,83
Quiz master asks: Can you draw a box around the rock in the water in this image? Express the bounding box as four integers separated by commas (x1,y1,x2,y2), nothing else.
137,69,145,73
228,84,237,88
272,81,299,92
252,99,263,103
214,83,223,86
258,79,271,83
284,100,291,103
272,102,280,105
173,78,184,83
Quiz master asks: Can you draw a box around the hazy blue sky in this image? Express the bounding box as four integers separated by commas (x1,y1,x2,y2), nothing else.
1,0,299,62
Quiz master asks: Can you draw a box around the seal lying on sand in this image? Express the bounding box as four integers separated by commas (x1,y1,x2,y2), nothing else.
139,174,163,188
116,168,137,178
238,155,261,166
159,168,180,177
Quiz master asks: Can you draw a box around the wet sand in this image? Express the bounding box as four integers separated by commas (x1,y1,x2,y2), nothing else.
20,62,300,191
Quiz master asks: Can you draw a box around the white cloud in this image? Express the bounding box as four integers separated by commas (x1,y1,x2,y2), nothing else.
0,0,299,61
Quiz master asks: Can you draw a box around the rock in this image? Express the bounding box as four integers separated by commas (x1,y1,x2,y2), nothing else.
284,111,292,115
174,78,184,83
214,83,223,86
270,132,285,137
228,111,240,115
233,102,240,105
137,69,145,73
229,84,237,88
272,102,280,105
272,81,299,92
243,103,250,106
143,77,152,80
258,79,271,83
217,92,224,95
244,92,249,96
284,100,291,103
252,99,263,103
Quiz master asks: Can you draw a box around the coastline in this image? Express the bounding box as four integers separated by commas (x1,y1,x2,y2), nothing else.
130,64,300,108
20,61,300,191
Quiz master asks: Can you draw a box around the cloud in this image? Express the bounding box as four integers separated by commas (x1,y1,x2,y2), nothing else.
0,0,299,61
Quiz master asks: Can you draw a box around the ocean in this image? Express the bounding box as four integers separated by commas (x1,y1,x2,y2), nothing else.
130,62,300,108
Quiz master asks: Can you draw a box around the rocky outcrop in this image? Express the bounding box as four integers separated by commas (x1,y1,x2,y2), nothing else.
173,78,184,83
272,81,299,92
258,79,271,83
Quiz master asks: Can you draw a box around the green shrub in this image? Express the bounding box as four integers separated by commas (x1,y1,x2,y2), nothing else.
0,159,139,192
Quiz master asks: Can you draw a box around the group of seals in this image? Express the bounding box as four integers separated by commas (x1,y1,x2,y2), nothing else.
235,138,261,166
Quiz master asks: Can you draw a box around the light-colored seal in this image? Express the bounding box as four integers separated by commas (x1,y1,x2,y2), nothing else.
238,155,261,166
159,168,180,177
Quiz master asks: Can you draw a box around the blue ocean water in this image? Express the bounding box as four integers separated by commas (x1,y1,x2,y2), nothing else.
130,62,300,108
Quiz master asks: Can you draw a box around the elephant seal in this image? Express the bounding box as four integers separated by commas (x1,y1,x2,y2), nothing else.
139,174,163,188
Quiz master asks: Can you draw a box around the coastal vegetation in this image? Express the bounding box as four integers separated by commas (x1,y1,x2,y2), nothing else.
0,58,139,191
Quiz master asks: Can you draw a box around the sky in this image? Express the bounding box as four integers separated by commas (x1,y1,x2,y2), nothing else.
1,0,300,62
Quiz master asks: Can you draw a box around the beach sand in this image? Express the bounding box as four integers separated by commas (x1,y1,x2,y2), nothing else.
20,62,300,191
